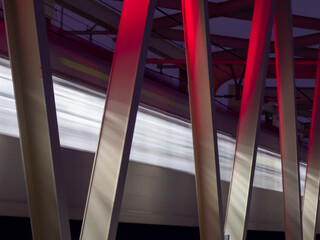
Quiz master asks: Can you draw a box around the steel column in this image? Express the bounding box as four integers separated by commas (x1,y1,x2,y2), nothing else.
274,1,303,239
181,0,223,239
224,1,275,240
302,45,320,240
80,1,156,240
3,0,71,239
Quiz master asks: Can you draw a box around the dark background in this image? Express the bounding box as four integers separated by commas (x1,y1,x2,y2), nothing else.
2,216,319,240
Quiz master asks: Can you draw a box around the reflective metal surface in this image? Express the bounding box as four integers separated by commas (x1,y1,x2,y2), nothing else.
182,0,223,238
302,46,320,240
80,0,156,239
274,0,302,238
224,1,276,239
3,0,70,238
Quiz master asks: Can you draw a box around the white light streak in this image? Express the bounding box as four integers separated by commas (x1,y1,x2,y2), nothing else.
0,58,306,193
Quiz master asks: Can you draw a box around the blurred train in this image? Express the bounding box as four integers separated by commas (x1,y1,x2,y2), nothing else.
0,17,317,234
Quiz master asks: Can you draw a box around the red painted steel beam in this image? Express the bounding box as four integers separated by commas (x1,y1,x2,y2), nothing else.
146,58,317,65
80,0,156,239
153,0,254,30
154,0,320,32
274,0,302,239
302,43,320,240
224,1,276,240
153,29,250,49
152,28,319,53
181,0,223,239
231,10,320,31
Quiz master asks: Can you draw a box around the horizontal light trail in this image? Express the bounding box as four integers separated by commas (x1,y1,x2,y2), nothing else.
0,57,306,193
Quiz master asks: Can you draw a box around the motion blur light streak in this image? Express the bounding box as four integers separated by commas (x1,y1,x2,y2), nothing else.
0,57,306,193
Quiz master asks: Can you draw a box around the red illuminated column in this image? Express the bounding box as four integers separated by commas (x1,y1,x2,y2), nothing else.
181,0,223,239
80,1,156,240
274,1,303,239
302,44,320,240
224,1,276,240
3,0,71,239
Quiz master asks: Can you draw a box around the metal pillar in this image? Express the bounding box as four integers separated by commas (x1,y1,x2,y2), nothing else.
224,1,275,240
302,45,320,240
181,0,223,239
274,1,302,239
80,1,156,240
3,1,71,240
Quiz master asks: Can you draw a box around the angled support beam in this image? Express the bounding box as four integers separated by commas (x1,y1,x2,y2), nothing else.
302,44,320,240
56,0,185,59
274,1,303,239
3,0,71,239
153,0,254,30
229,9,320,31
224,1,275,240
181,0,223,239
80,1,156,239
